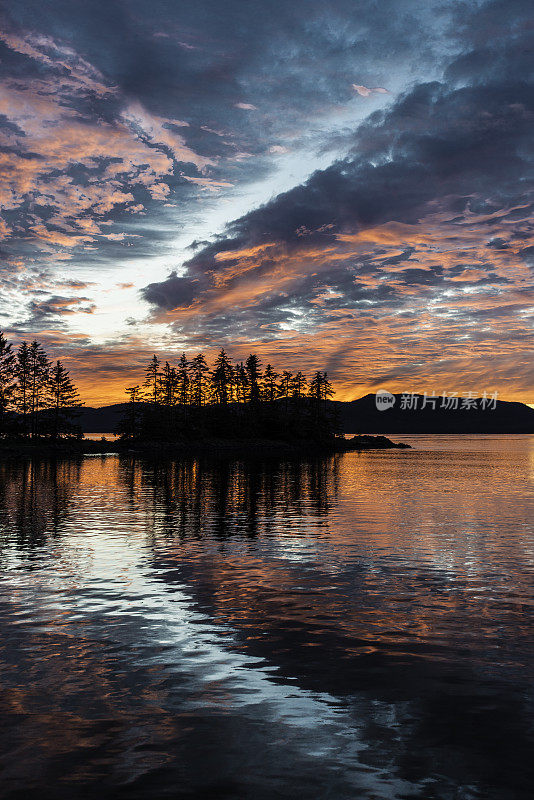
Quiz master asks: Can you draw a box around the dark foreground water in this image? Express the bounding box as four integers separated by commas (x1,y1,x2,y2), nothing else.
0,436,533,800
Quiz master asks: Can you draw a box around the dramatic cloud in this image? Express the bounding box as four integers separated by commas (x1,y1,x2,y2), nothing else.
142,0,534,399
1,0,533,402
0,0,448,267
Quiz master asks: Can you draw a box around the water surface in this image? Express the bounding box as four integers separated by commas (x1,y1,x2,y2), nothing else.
0,436,533,799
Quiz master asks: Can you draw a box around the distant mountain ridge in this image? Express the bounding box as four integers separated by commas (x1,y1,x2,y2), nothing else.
77,395,534,434
76,403,130,433
334,393,534,434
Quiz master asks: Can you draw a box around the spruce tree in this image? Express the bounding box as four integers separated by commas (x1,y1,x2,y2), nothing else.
14,342,31,436
119,348,336,442
235,362,249,404
177,354,190,405
161,362,178,406
291,371,308,399
28,341,51,437
309,371,323,401
320,372,334,403
122,385,142,439
309,371,334,419
245,354,262,403
262,364,278,402
144,355,161,404
0,332,15,435
279,370,293,412
189,353,210,406
49,360,82,438
211,349,233,405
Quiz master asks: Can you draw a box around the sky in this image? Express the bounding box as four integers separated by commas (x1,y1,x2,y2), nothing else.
0,0,532,405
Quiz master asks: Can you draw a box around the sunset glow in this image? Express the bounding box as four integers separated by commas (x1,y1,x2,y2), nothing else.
0,0,532,405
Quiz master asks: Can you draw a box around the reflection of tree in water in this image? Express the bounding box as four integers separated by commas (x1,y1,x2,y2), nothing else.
133,455,534,800
0,459,81,552
118,456,340,540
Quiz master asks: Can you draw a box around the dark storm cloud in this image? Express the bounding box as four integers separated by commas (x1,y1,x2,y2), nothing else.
143,75,533,312
22,296,96,329
0,0,454,279
3,0,441,118
4,0,522,280
445,0,533,83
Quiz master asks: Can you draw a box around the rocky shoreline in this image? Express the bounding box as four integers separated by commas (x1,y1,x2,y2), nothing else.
342,434,411,450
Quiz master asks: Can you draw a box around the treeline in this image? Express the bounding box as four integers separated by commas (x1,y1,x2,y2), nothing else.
0,332,81,439
0,333,338,445
120,350,337,443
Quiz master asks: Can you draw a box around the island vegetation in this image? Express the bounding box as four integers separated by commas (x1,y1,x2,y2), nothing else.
118,349,338,449
0,333,81,441
0,331,407,453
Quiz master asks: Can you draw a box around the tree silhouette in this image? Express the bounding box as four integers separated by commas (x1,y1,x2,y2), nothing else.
309,371,334,419
49,361,82,439
28,341,51,438
235,361,249,405
263,364,278,402
161,362,178,406
190,353,210,406
0,336,84,441
0,330,340,446
279,370,293,412
144,355,161,404
121,385,143,439
14,342,31,435
177,353,190,406
292,371,308,399
309,372,323,400
320,372,334,403
131,350,337,443
245,354,262,403
0,333,15,435
211,349,233,405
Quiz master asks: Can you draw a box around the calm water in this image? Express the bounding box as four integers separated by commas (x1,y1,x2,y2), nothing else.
0,436,533,799
83,433,120,441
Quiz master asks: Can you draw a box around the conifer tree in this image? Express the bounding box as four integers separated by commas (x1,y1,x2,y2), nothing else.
321,372,334,403
14,342,31,436
144,355,161,404
309,371,323,401
211,349,233,405
118,348,336,442
177,353,190,405
160,362,178,406
245,354,262,403
0,332,15,435
235,362,249,404
279,370,293,412
309,371,334,417
291,371,307,399
122,385,143,439
262,364,278,402
28,341,51,437
189,353,210,406
49,360,82,438
127,385,142,402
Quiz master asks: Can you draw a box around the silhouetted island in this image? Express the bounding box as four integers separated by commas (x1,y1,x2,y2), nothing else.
0,429,409,458
0,337,410,456
75,394,534,435
3,333,532,458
